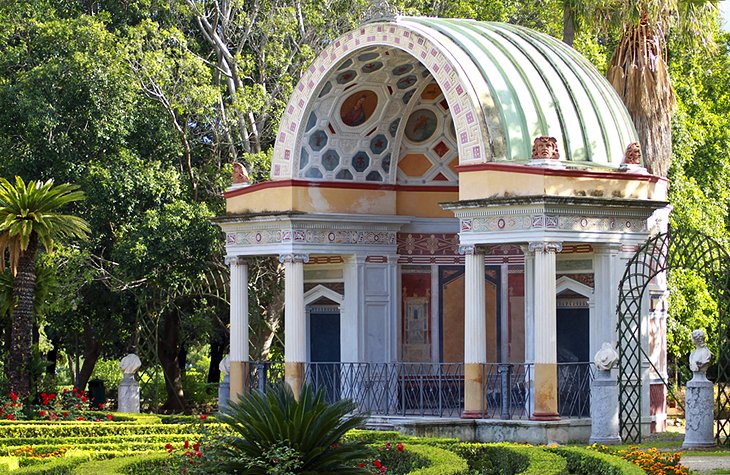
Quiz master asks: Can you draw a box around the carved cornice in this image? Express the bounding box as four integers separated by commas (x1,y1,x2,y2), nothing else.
279,254,310,264
224,256,251,266
528,241,563,254
458,245,485,255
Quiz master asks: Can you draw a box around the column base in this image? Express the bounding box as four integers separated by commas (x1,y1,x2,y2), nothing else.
285,362,305,399
229,361,249,403
531,412,560,421
463,363,484,416
461,410,483,419
589,436,622,445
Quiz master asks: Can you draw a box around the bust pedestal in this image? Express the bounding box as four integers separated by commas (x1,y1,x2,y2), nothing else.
218,374,231,414
118,374,140,413
682,370,715,449
589,369,621,445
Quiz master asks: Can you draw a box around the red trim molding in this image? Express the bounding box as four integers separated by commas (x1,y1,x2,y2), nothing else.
455,162,668,183
224,179,458,198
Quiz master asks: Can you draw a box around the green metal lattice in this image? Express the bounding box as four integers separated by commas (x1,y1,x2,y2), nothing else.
617,229,730,444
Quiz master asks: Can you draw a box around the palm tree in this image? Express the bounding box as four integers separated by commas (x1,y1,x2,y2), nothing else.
0,177,89,397
604,1,717,177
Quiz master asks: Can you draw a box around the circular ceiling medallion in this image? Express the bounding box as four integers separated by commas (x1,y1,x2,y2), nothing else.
404,109,438,143
340,90,378,127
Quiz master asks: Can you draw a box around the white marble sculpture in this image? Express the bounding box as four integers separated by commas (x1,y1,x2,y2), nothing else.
594,342,619,371
118,353,141,413
689,329,712,373
683,329,715,449
589,342,621,444
218,355,231,414
120,353,142,375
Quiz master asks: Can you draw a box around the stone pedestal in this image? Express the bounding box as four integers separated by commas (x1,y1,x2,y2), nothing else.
218,374,231,414
118,374,140,413
462,246,486,418
683,371,715,449
589,369,621,444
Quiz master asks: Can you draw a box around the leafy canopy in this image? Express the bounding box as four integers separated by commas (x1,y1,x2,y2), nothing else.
0,176,90,273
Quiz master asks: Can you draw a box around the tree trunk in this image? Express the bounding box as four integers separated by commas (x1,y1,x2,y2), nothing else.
158,313,185,412
8,235,38,398
562,2,575,47
207,337,225,383
76,330,102,391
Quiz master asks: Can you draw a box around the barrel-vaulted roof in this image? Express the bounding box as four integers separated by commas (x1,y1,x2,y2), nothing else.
269,17,639,183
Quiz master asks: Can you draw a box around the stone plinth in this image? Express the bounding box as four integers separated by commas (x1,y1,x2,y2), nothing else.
589,369,621,444
218,374,231,414
117,374,140,413
682,371,715,449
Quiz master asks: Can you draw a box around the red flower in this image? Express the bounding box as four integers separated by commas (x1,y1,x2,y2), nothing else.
49,393,56,400
165,443,174,453
374,459,382,469
9,392,17,402
200,415,207,420
358,463,365,468
193,443,200,451
80,396,87,402
63,389,68,394
39,410,46,417
196,451,202,458
77,416,85,421
107,414,113,420
6,414,14,420
41,392,47,399
396,443,404,453
184,440,190,449
380,467,386,473
385,442,391,450
62,412,68,418
98,403,104,409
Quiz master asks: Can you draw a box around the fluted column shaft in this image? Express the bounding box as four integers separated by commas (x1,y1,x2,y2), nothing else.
281,253,309,397
226,256,250,402
461,245,486,417
529,241,562,420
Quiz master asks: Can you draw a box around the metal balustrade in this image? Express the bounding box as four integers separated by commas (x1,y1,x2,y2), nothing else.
243,361,593,420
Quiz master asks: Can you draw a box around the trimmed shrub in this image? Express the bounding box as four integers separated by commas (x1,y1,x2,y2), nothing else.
0,455,19,471
454,443,568,475
71,453,166,475
0,422,205,438
406,444,468,475
550,446,645,475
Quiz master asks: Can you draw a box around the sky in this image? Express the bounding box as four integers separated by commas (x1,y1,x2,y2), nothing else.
721,0,730,32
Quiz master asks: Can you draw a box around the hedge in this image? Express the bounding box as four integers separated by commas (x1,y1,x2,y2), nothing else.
549,446,645,475
0,434,193,452
0,422,208,439
406,444,468,475
0,455,19,471
71,453,167,475
455,443,568,475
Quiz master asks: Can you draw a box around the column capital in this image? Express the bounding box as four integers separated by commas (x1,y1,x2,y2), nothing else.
527,241,562,254
279,253,310,264
225,255,251,266
459,245,485,256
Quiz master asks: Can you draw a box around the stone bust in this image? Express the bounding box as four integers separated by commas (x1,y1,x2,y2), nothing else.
120,353,142,375
689,329,712,373
531,136,560,160
232,162,250,185
594,342,619,371
623,142,642,165
219,355,230,376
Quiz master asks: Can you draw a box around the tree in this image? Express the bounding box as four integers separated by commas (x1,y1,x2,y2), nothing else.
0,177,89,396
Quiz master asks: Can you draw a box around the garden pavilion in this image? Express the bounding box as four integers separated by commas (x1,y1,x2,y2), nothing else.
217,16,670,441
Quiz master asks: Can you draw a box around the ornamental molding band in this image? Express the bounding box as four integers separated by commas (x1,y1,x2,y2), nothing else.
226,228,397,248
224,256,251,266
459,215,649,234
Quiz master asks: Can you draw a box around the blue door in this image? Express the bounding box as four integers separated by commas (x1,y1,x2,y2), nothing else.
309,310,340,402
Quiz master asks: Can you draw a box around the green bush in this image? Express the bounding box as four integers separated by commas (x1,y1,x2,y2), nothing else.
550,446,644,475
454,443,567,475
406,444,468,475
217,383,370,474
71,453,167,475
0,433,193,450
0,422,205,438
0,455,19,471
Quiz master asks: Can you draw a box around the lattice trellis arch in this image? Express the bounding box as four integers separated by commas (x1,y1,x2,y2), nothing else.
618,229,730,444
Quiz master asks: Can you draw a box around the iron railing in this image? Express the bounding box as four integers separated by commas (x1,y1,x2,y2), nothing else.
244,361,593,420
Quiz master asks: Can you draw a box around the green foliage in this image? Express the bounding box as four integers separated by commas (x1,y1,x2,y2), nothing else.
550,446,644,475
403,444,468,475
455,443,569,475
217,384,370,474
71,453,167,475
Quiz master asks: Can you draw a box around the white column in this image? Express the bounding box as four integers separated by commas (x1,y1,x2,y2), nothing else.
461,245,486,417
529,241,562,420
592,244,622,359
281,253,309,397
226,256,249,401
463,246,487,365
342,255,365,362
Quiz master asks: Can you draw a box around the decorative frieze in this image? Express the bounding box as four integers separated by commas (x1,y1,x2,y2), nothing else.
460,215,648,234
226,228,397,248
